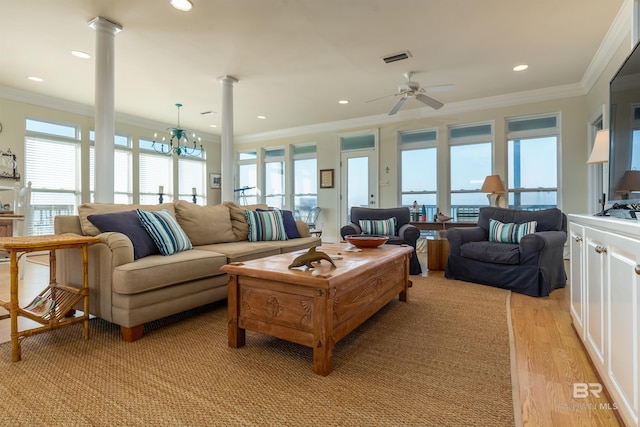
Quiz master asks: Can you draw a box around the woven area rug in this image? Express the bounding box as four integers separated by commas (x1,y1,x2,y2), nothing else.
0,275,516,426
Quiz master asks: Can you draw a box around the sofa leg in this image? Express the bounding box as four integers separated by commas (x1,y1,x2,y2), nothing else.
121,325,144,342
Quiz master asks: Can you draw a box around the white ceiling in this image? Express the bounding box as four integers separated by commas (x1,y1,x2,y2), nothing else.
0,0,626,139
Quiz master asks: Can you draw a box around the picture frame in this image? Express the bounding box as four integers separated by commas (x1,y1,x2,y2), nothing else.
319,169,334,189
210,173,221,189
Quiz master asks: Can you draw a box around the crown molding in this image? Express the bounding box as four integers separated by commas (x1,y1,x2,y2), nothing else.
581,0,632,92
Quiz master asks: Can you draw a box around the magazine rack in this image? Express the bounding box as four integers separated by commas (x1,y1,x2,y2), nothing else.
0,234,100,361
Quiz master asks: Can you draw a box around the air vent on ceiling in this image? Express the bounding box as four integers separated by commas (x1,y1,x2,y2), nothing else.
382,51,412,63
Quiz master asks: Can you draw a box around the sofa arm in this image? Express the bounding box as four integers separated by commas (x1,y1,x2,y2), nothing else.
56,232,135,322
446,227,487,255
398,223,420,247
340,224,361,239
519,230,567,266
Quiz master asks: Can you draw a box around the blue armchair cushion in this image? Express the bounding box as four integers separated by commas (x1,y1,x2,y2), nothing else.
488,219,536,243
358,217,397,236
460,241,520,265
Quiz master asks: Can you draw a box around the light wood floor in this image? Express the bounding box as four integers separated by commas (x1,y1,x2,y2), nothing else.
0,255,624,426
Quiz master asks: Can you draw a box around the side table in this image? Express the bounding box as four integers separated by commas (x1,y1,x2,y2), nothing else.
0,235,100,361
426,235,450,271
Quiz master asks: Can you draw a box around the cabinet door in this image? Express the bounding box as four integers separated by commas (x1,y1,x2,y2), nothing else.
569,224,585,338
585,227,607,371
606,232,640,426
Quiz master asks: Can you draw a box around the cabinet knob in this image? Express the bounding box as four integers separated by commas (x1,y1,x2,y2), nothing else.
635,265,640,275
595,245,607,254
574,237,583,243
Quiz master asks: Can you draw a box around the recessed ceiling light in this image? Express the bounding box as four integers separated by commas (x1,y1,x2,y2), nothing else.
71,50,91,59
513,64,529,72
209,124,217,128
27,76,43,82
338,100,349,104
170,0,193,11
257,115,267,119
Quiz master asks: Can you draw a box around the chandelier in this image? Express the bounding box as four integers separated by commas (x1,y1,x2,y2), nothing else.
152,103,204,157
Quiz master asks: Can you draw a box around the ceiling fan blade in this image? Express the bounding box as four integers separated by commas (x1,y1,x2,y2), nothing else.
388,96,407,115
365,93,396,103
416,93,444,110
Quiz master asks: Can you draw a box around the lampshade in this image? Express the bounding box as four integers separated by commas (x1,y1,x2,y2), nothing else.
616,170,640,193
587,129,609,164
480,175,506,194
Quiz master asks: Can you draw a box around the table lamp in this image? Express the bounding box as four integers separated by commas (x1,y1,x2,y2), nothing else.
587,129,609,215
481,175,506,207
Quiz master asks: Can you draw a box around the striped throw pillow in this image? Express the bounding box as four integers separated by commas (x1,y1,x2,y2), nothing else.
488,219,537,243
245,209,288,241
358,217,397,236
136,208,193,255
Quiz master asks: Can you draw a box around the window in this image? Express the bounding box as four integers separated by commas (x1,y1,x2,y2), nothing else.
292,144,317,221
89,132,132,204
449,123,493,217
139,138,172,204
178,157,206,205
399,129,437,220
237,150,257,205
264,147,285,209
24,119,80,235
507,114,559,209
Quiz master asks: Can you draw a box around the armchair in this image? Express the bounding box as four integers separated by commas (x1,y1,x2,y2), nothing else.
340,206,421,275
445,207,567,297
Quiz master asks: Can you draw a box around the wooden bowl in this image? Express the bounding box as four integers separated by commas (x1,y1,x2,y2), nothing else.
345,234,389,248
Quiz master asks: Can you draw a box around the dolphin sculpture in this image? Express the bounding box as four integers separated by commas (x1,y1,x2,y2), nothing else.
288,246,337,269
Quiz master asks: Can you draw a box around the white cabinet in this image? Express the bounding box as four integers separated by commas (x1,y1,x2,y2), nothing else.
585,227,606,372
569,215,640,427
569,223,584,339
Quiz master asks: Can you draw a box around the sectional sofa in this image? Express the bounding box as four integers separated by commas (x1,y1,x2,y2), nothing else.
54,200,321,342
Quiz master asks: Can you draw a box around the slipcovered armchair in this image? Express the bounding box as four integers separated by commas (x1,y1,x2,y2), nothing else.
445,207,567,297
340,206,421,275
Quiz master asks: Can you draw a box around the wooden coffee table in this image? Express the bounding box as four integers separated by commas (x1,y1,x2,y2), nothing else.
221,242,413,376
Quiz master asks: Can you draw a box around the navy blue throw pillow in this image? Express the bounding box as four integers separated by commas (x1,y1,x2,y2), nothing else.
257,208,301,239
280,209,301,239
87,210,160,260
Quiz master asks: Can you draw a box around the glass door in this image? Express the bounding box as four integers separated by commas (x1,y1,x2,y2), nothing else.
340,149,377,225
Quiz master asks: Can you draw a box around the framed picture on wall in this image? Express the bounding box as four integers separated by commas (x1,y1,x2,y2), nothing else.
210,173,221,189
319,169,334,189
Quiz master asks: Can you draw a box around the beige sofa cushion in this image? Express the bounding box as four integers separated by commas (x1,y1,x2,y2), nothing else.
78,203,175,236
174,200,236,245
223,201,268,241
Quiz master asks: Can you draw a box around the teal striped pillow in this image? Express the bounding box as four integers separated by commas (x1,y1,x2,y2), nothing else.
136,208,193,255
358,217,397,236
488,219,537,243
245,209,288,241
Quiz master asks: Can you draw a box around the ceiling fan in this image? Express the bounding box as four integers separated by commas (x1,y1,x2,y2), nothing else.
367,71,445,115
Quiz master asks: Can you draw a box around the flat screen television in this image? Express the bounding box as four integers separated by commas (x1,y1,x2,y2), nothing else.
609,39,640,206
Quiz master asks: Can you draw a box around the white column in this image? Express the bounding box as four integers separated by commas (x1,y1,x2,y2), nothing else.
217,75,238,202
89,17,122,203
